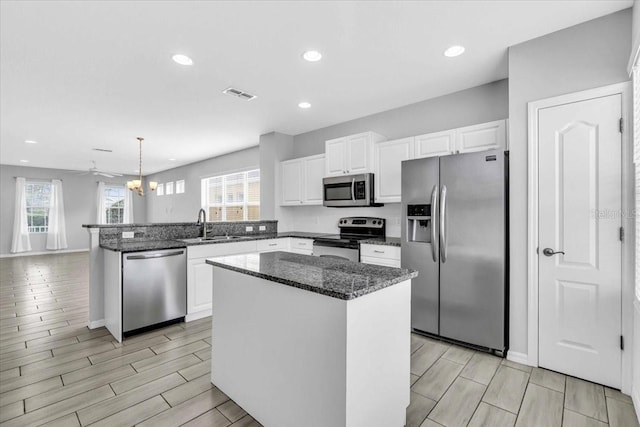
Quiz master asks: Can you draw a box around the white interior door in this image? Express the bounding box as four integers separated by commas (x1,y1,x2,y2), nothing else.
538,94,622,388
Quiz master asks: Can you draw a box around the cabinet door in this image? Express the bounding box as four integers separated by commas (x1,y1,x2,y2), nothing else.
187,258,213,315
280,159,302,205
414,130,456,159
346,133,371,174
374,137,414,203
325,138,348,176
303,155,325,205
455,120,506,153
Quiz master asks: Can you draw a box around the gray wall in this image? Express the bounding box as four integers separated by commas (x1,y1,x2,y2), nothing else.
259,132,294,222
508,9,631,356
292,80,508,158
0,164,146,255
144,146,259,223
270,80,509,236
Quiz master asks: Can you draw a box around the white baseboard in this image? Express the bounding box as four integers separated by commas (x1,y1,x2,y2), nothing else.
633,386,640,424
0,248,89,258
89,319,105,329
185,310,212,322
507,350,533,366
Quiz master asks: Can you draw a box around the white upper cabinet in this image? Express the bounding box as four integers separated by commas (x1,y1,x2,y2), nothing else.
281,160,302,205
280,154,325,206
414,130,456,159
303,154,325,204
454,119,506,154
374,137,414,203
325,132,386,176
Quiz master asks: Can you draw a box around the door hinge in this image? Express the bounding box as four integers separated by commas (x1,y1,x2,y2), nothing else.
620,335,624,350
619,226,624,242
619,117,623,133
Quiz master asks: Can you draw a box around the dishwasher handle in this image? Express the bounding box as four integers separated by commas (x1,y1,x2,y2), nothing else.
126,250,185,260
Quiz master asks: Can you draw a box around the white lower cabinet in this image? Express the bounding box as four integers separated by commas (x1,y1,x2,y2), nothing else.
289,238,313,255
256,238,289,252
360,244,401,268
186,240,257,321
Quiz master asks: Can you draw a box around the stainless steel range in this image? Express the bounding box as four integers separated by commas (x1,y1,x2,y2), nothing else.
313,217,386,262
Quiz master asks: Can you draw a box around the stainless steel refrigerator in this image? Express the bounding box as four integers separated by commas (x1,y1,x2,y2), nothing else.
401,149,508,355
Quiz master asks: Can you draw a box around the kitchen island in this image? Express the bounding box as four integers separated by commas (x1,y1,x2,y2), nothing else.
206,251,417,427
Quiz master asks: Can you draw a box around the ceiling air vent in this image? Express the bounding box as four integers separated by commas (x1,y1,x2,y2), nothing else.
222,87,257,101
92,148,113,153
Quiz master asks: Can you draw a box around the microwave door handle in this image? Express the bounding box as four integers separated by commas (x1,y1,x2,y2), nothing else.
430,184,438,262
351,178,356,202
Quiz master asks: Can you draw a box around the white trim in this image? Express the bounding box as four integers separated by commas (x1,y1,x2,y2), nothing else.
633,390,640,425
89,319,105,329
185,310,211,322
0,248,89,258
527,82,634,394
506,351,531,366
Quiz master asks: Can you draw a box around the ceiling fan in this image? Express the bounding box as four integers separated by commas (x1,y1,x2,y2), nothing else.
75,161,123,178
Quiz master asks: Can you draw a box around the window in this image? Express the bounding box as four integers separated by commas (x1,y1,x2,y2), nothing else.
25,182,51,233
202,169,260,221
103,186,125,224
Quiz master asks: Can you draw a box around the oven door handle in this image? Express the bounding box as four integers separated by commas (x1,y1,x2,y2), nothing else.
351,178,356,202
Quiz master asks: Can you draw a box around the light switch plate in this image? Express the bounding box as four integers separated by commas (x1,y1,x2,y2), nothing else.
122,231,134,239
259,225,266,231
246,226,253,232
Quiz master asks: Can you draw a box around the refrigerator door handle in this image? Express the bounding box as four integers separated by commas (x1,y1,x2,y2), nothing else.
430,184,438,262
440,184,447,263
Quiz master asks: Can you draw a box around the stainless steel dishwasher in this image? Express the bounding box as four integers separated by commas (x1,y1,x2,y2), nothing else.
122,248,187,333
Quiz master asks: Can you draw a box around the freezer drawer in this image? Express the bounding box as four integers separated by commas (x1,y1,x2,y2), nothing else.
122,248,187,332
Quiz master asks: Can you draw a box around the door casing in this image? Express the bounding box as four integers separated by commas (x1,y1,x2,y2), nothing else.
527,82,634,394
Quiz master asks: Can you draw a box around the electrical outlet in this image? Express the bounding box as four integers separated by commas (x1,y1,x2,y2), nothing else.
394,216,400,225
246,226,253,232
122,231,134,239
259,225,266,231
314,216,319,225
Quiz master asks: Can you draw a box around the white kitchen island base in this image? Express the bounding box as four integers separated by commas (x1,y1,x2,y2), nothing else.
210,266,411,427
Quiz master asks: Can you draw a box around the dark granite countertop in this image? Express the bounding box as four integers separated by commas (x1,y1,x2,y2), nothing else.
100,231,397,251
83,220,277,228
205,251,417,300
360,237,401,247
101,239,187,252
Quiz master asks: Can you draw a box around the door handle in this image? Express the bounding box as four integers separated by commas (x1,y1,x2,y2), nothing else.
430,184,438,262
439,185,447,263
542,248,565,257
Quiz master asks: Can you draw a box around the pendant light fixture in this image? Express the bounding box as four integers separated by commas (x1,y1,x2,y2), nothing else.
126,137,158,196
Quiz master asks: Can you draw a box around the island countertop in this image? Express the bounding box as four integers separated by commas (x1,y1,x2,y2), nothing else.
205,251,417,300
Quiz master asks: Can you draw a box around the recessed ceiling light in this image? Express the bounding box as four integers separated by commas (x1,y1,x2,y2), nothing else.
298,102,311,109
172,54,193,66
168,158,176,161
24,140,38,144
302,50,322,62
444,45,465,58
20,159,29,163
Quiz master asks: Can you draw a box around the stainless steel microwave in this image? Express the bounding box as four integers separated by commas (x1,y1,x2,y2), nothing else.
322,173,382,207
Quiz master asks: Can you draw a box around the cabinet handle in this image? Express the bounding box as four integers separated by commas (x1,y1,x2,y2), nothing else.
268,243,277,246
299,243,307,246
373,250,385,254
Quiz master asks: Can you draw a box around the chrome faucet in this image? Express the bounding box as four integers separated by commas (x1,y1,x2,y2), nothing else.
197,208,207,239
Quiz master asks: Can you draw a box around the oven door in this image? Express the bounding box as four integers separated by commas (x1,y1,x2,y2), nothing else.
312,241,359,262
323,174,371,207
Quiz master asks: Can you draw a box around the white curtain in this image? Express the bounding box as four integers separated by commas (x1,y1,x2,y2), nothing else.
10,177,32,253
123,185,133,224
46,179,68,250
96,181,106,224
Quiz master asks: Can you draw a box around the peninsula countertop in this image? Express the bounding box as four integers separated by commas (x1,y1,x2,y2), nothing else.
205,251,417,300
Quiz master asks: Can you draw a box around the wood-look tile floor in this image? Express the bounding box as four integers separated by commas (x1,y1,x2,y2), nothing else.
0,252,637,427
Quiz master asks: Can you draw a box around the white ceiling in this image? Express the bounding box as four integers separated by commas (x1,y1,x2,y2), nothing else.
0,0,632,175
